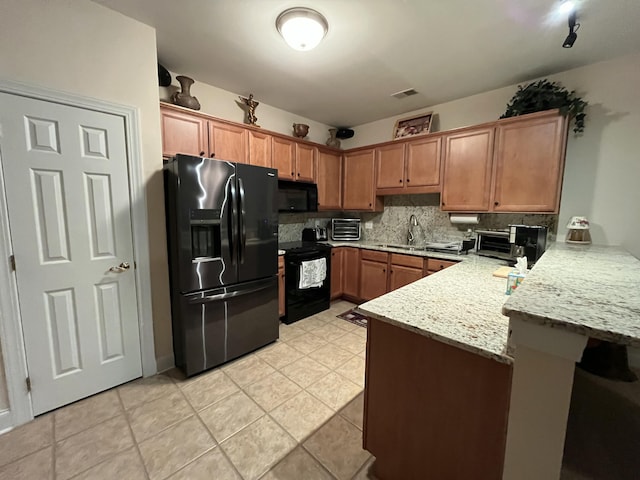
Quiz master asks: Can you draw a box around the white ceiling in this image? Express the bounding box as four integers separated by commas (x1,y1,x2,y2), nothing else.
94,0,640,127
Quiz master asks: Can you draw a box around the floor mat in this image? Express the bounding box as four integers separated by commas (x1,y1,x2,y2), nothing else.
336,309,368,328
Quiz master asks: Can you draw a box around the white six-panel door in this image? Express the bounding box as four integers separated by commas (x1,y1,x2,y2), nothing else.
0,92,142,414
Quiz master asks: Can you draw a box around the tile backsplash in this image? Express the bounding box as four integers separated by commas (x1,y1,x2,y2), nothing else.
278,194,557,245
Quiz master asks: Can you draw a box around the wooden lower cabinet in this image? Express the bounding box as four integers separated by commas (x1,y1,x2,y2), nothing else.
364,318,512,480
427,258,458,275
342,248,360,301
278,256,285,317
359,259,388,301
330,248,344,300
388,264,422,291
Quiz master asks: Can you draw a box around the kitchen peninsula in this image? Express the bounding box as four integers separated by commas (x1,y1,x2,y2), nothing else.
356,243,640,480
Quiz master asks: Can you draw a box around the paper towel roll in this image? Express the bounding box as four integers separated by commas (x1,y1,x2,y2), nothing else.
449,214,479,224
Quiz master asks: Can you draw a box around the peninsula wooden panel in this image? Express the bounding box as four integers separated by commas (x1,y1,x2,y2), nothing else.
364,318,512,480
317,150,342,211
247,130,272,168
441,127,494,211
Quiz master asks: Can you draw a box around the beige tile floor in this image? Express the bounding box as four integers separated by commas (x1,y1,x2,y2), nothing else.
0,300,376,480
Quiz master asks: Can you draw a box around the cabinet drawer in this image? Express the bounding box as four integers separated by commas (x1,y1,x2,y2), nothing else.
278,256,284,270
390,254,425,269
427,258,458,272
361,249,389,263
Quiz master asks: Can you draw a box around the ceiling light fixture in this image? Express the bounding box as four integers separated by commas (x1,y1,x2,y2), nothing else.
276,7,328,51
558,0,576,15
562,10,580,48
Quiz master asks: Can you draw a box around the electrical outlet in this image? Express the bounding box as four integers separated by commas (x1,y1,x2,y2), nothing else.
365,221,373,230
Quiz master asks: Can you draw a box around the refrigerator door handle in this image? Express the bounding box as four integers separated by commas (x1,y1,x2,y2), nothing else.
238,178,247,264
188,283,273,304
229,180,239,266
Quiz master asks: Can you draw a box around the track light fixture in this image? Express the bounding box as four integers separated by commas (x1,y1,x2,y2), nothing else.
562,11,580,48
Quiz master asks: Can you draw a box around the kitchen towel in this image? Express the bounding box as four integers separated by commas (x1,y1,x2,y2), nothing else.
299,258,327,289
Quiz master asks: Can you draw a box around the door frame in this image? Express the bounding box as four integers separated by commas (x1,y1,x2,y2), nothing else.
0,78,157,428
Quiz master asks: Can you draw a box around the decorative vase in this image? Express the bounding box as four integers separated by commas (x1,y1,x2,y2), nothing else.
326,128,341,148
292,123,309,138
171,75,201,111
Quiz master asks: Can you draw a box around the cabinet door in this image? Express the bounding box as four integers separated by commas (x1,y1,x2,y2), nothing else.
343,248,360,299
317,150,342,210
330,248,344,300
406,136,441,188
492,114,567,213
441,128,494,211
248,130,272,168
295,143,317,182
376,143,406,190
160,107,208,158
278,256,285,317
208,121,247,163
343,149,381,211
272,136,295,180
359,260,388,301
426,258,458,275
389,265,422,291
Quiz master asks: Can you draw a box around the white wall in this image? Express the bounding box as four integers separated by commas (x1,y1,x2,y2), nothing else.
345,53,640,259
0,0,171,400
161,75,333,144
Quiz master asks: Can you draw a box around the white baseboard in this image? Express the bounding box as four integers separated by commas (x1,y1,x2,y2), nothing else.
628,346,640,369
155,354,175,374
0,409,13,434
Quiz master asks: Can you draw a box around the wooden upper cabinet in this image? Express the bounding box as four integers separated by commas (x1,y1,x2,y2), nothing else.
208,120,247,164
247,130,272,168
160,107,208,158
272,136,295,180
441,127,494,211
343,149,383,211
492,112,568,213
295,143,317,182
375,137,441,195
376,143,406,190
317,150,342,210
406,136,441,189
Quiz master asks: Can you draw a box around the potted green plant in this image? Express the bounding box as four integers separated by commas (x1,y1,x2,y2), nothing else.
500,79,588,134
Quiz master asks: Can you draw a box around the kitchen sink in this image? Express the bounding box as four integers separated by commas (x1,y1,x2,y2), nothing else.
373,244,426,251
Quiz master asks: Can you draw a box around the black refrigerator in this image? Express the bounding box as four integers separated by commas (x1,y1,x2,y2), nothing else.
164,154,279,376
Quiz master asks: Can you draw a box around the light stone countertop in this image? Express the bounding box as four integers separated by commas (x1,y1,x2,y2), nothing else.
355,254,515,364
503,243,640,346
324,240,468,262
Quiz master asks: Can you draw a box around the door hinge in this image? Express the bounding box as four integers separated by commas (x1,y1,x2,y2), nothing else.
9,255,15,272
134,261,137,270
26,377,31,392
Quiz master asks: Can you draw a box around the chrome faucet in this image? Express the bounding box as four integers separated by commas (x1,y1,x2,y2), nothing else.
407,215,419,245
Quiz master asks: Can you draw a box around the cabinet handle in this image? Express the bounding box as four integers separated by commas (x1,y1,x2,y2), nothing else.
383,268,386,273
406,178,410,183
291,171,295,176
369,203,372,207
297,172,300,176
210,152,215,157
199,151,205,156
494,201,499,206
442,202,446,206
399,179,402,183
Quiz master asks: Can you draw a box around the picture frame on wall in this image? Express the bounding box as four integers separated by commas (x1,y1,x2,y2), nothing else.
392,112,433,139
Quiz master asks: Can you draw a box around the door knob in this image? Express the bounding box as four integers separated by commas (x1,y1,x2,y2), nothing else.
109,262,131,273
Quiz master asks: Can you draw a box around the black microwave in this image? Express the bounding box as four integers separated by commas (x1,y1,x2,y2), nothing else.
277,180,318,212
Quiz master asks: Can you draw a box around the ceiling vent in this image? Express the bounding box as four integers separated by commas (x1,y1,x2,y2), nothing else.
391,88,419,99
